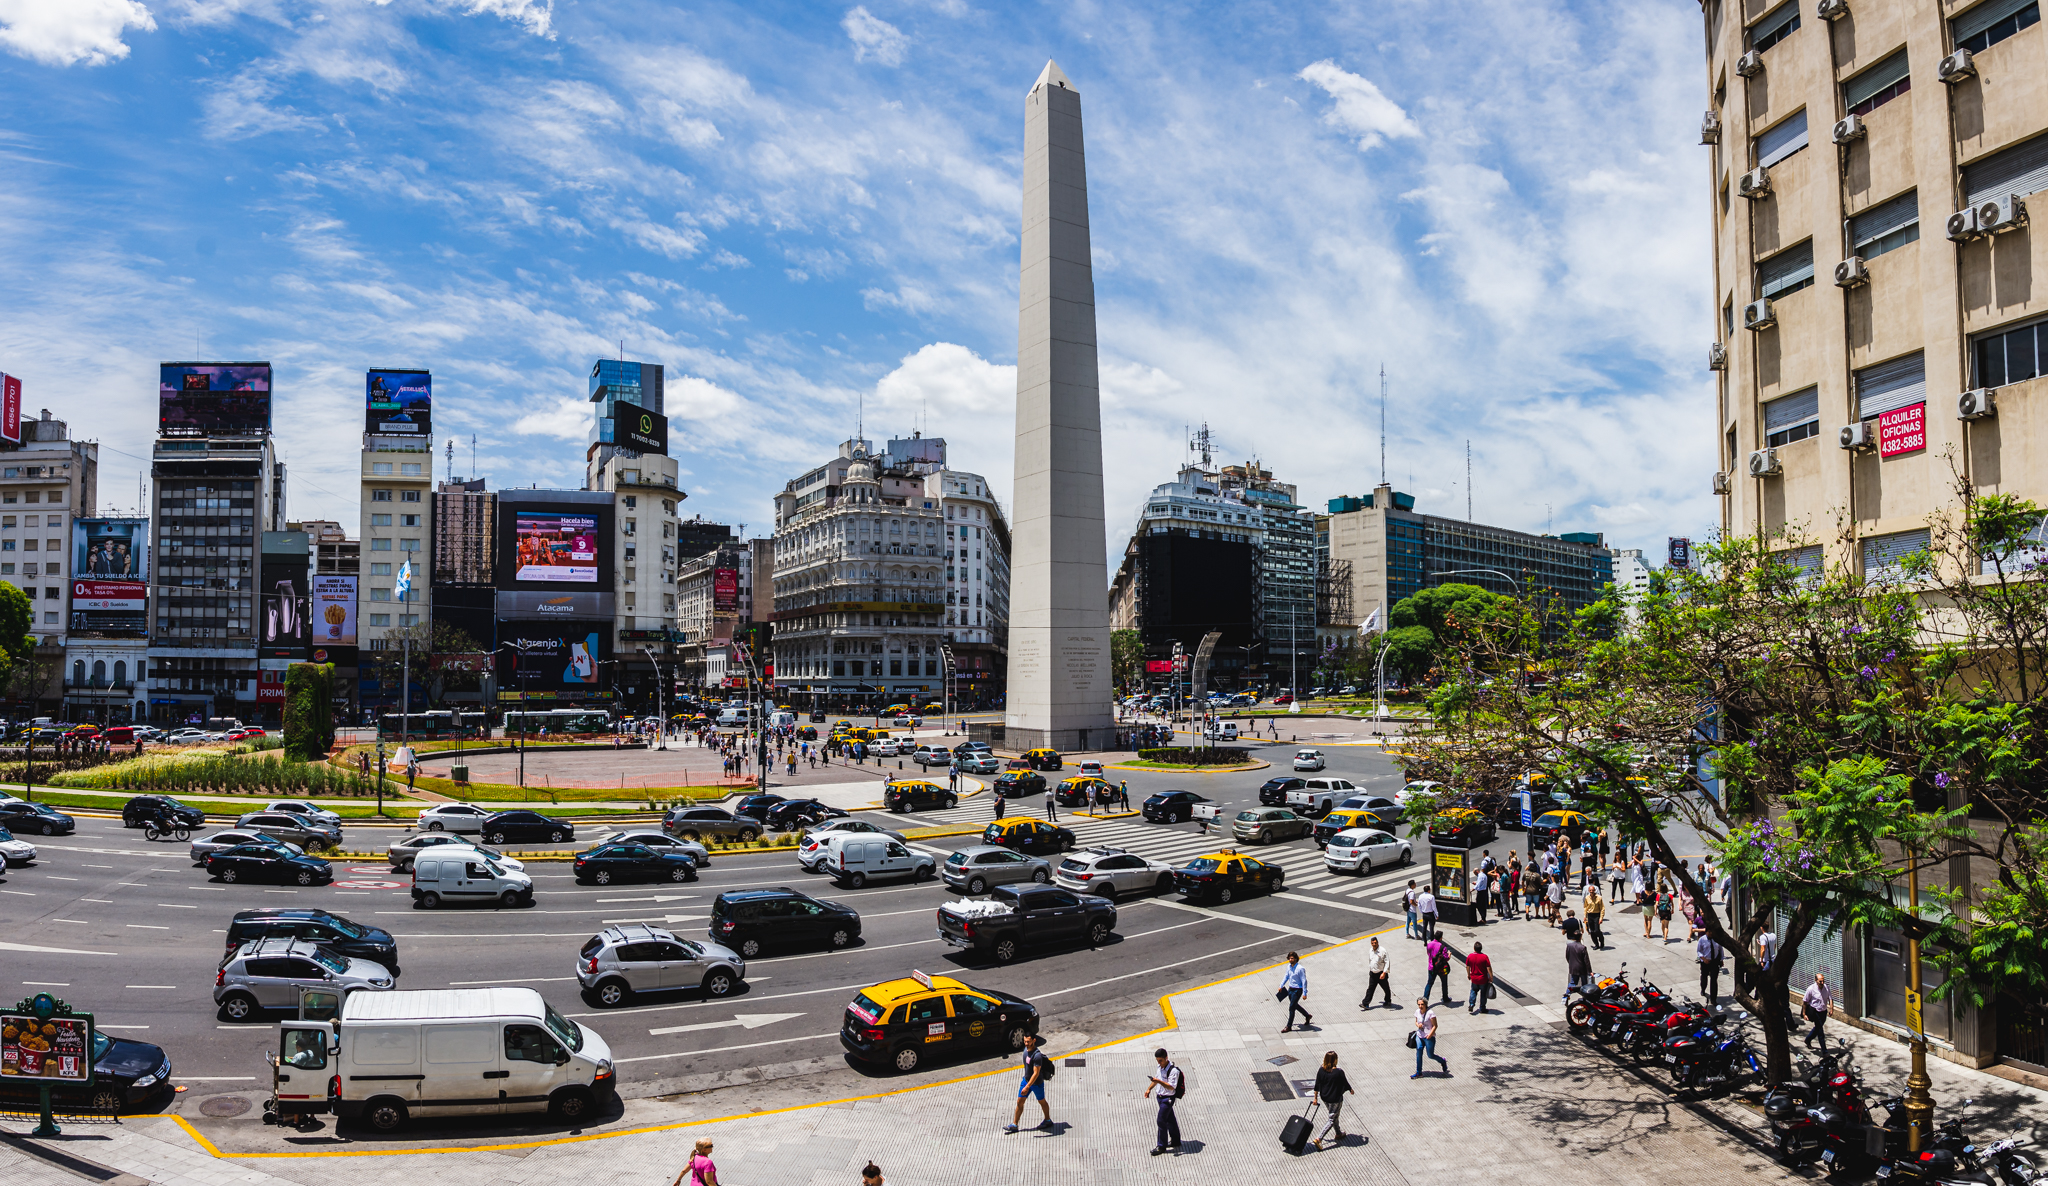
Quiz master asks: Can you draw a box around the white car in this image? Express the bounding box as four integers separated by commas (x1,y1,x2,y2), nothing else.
0,827,37,865
1292,749,1326,772
387,833,525,872
591,830,710,867
265,799,342,825
164,728,209,744
1323,827,1411,875
796,818,909,870
1076,760,1106,778
415,803,490,834
1395,780,1444,804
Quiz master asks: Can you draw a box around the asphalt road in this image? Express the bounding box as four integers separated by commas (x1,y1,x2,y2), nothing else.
0,734,1475,1118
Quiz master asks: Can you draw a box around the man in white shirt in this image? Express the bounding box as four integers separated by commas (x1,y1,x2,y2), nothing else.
1144,1048,1183,1155
1802,971,1833,1050
1402,880,1420,939
1360,936,1393,1009
1416,886,1439,941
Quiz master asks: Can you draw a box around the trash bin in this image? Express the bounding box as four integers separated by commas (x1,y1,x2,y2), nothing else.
451,764,470,784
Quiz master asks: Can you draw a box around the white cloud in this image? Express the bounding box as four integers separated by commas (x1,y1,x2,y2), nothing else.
445,0,552,37
871,342,1016,495
860,284,937,315
513,396,591,441
0,0,155,67
1297,59,1419,151
842,6,906,66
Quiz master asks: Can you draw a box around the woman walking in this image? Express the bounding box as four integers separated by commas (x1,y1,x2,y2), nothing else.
674,1139,720,1186
1411,998,1448,1078
1546,872,1565,926
1312,1051,1353,1148
1608,854,1627,899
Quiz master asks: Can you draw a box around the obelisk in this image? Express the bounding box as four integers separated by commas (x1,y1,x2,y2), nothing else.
1006,60,1113,753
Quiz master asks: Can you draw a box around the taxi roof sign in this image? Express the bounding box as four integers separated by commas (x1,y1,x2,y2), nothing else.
910,970,935,991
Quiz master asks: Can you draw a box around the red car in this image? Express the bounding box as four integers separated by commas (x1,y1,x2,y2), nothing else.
1274,694,1295,705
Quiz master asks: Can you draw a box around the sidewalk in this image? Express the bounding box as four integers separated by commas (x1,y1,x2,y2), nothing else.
7,887,2038,1185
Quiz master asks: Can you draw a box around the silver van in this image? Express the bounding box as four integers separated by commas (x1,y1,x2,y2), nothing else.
820,833,935,889
411,852,534,909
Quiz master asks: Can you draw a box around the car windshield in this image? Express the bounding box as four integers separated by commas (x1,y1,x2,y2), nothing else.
1184,858,1221,873
678,939,703,956
311,949,349,974
543,1000,584,1052
1235,811,1258,821
322,917,364,939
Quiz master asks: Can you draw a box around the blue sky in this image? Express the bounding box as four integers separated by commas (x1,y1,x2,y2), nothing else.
0,0,1716,560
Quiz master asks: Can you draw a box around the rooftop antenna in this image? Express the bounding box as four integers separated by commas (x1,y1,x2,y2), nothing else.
618,339,624,361
471,433,477,480
1466,440,1472,521
856,391,863,449
445,436,455,481
1379,364,1387,488
1547,503,1554,535
1190,422,1213,467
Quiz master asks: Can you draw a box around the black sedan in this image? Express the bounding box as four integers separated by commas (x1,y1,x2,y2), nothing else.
1141,790,1210,823
1258,777,1307,807
122,794,205,830
0,800,75,836
481,810,574,845
765,799,846,831
0,1031,176,1114
992,772,1047,799
206,843,333,886
574,842,699,885
735,793,787,820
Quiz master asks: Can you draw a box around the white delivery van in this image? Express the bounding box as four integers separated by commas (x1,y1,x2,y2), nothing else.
769,710,796,729
822,833,936,888
411,852,534,909
273,987,613,1132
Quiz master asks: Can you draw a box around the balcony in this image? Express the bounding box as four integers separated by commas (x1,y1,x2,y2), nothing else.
64,680,136,691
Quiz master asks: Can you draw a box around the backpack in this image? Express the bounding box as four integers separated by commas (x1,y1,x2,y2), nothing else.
1171,1064,1188,1099
1033,1050,1056,1080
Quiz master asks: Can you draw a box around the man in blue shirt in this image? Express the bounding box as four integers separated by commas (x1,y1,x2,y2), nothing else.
1279,951,1312,1032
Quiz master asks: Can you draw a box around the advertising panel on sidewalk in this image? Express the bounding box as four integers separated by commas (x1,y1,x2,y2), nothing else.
366,370,431,435
312,575,357,646
2,998,93,1084
159,363,272,436
1878,402,1927,458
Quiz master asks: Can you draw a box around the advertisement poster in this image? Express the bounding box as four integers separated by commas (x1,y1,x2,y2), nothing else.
257,663,289,704
1,1012,90,1081
74,518,147,578
713,567,739,612
312,575,357,645
1879,402,1927,458
159,364,272,436
1667,537,1692,570
619,407,668,454
1145,660,1174,673
514,513,599,583
495,625,609,690
0,372,19,445
366,370,431,435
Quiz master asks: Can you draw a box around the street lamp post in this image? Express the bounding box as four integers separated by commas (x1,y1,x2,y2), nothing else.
642,646,668,750
1431,567,1523,593
1902,851,1935,1150
492,643,528,788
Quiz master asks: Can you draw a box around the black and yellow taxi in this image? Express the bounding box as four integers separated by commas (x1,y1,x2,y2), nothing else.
993,770,1047,799
1312,806,1402,848
1023,747,1063,771
1173,849,1285,904
883,779,957,812
1427,807,1499,848
1053,776,1113,808
981,816,1075,856
1527,809,1593,855
841,970,1040,1073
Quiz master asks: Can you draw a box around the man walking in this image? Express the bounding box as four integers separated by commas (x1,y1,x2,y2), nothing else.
1465,939,1494,1015
1697,931,1726,1005
1044,782,1058,822
1278,951,1313,1032
994,786,1007,820
1422,934,1455,1005
1360,936,1393,1009
1802,971,1833,1050
1472,866,1492,924
1118,780,1130,810
1417,884,1439,942
1402,880,1421,939
1563,932,1594,1007
1004,1033,1053,1133
1583,884,1607,950
1143,1048,1183,1155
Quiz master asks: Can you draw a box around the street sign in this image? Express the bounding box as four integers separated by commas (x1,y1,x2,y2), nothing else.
1904,987,1922,1034
1520,791,1533,828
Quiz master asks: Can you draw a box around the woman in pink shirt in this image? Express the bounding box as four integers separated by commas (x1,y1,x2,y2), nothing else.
675,1138,720,1186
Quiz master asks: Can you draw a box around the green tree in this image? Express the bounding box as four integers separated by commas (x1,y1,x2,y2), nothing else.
281,663,336,761
1388,582,1507,641
0,580,28,675
1372,626,1438,685
1111,628,1145,694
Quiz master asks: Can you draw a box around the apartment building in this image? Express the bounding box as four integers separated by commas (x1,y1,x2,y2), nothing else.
0,413,101,715
358,438,432,650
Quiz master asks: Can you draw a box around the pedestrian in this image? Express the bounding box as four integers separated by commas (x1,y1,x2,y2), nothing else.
1410,998,1448,1078
1361,935,1393,1008
1751,927,1778,996
1718,865,1734,906
1472,866,1491,924
1564,933,1594,1006
1655,886,1676,942
994,786,1007,820
1143,1047,1183,1155
1559,906,1582,943
1004,1033,1053,1132
1465,939,1494,1014
1118,780,1130,810
1502,860,1521,919
1524,869,1542,920
1697,932,1726,1005
1583,884,1606,949
1044,782,1058,822
1478,849,1496,875
672,1138,719,1186
1609,854,1627,899
1802,971,1833,1050
1311,1051,1353,1148
1417,884,1439,941
861,1163,883,1186
1277,951,1313,1032
1423,934,1454,1005
1402,880,1420,939
1633,861,1654,937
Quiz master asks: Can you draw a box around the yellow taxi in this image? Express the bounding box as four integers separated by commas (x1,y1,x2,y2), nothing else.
1312,806,1401,847
1053,776,1113,808
834,719,856,731
884,703,912,716
1528,809,1592,854
1171,849,1285,903
840,970,1041,1073
981,816,1075,857
882,779,956,812
1022,747,1063,771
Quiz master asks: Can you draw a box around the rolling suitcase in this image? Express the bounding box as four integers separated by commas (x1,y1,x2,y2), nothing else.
1281,1101,1320,1154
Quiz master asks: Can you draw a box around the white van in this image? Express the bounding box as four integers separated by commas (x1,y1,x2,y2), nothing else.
1203,722,1240,742
411,852,534,909
274,987,614,1132
769,710,796,729
821,833,936,889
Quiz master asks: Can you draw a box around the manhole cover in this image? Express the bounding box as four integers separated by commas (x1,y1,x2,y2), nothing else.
199,1095,253,1117
1266,1054,1298,1066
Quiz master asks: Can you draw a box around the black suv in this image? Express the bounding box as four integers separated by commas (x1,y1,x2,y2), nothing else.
479,810,574,845
765,799,844,831
882,780,957,812
709,888,862,959
992,772,1047,799
1141,790,1209,823
123,794,205,830
1258,777,1307,807
225,909,400,973
735,793,787,820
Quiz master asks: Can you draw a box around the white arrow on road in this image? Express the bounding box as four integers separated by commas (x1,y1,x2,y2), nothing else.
649,1012,804,1037
594,894,696,903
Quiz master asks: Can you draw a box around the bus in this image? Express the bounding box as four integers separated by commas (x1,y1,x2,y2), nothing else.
502,709,616,736
377,711,487,740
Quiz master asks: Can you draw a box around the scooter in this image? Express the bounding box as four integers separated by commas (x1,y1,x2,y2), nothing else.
1663,1017,1760,1095
1566,962,1640,1033
1875,1101,2038,1186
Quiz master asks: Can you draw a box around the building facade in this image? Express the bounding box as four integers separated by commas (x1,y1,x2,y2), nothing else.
358,436,432,651
0,414,106,717
431,479,494,587
676,540,752,692
593,452,685,712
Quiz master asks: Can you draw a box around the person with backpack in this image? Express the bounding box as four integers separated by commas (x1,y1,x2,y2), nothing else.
1697,932,1727,1005
1655,887,1677,942
1422,935,1455,1005
1004,1033,1053,1133
1311,1051,1353,1148
1402,880,1420,939
1144,1047,1184,1155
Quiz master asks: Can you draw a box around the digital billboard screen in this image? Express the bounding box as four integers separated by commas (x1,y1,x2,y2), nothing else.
159,363,272,436
618,407,668,454
513,512,599,584
69,518,149,636
367,370,431,435
713,567,739,612
74,518,148,578
313,575,357,646
496,622,609,692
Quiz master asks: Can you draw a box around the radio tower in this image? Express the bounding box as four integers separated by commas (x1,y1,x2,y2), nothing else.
1190,422,1214,467
1466,440,1473,521
445,437,455,481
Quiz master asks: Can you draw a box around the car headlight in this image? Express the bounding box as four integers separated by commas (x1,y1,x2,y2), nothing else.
134,1072,160,1088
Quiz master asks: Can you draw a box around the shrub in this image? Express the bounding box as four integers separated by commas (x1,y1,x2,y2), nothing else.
50,752,374,796
1136,746,1252,766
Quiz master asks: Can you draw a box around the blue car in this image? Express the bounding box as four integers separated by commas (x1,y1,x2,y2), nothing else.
0,799,75,836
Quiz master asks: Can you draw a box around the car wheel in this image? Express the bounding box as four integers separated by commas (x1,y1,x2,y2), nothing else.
1402,847,1414,865
1089,920,1112,946
218,868,238,883
737,828,759,843
549,1087,594,1121
41,823,54,836
217,992,259,1023
892,1045,921,1073
1257,830,1272,845
846,871,867,889
1031,869,1050,884
487,832,506,845
992,937,1020,964
1096,884,1118,903
1006,1026,1029,1052
1155,874,1174,895
1272,873,1285,892
702,970,736,997
1216,886,1234,904
296,869,314,886
500,889,521,908
1359,858,1372,876
551,830,568,843
420,892,441,910
669,867,691,883
830,927,852,948
427,820,444,831
596,979,632,1008
967,876,987,895
364,1098,408,1133
739,938,762,959
88,1088,124,1114
946,796,957,808
594,870,613,885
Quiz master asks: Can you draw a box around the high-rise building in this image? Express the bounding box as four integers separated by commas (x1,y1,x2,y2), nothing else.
585,359,666,490
432,479,494,586
358,374,433,659
0,411,105,718
592,452,684,712
491,488,615,710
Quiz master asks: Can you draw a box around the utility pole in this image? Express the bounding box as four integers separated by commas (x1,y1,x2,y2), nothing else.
1901,851,1934,1150
642,646,667,749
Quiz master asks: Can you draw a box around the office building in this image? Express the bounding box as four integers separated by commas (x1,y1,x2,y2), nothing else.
585,359,666,490
0,412,106,717
288,519,359,721
432,479,494,587
1611,548,1654,605
592,452,685,712
676,539,753,692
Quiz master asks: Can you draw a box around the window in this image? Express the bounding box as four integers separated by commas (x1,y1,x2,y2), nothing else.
371,463,393,475
1764,388,1821,446
1844,50,1910,116
42,611,54,624
401,490,420,503
1756,110,1808,167
623,496,637,509
371,588,391,601
1953,0,2039,53
1751,1,1799,51
400,614,419,626
1862,528,1931,579
1849,190,1919,261
400,463,422,476
401,514,419,527
1974,316,2048,387
1758,240,1815,299
1963,132,2048,207
1980,515,2048,574
371,514,392,527
371,538,392,551
1855,352,1927,419
1779,544,1824,579
370,562,392,575
399,539,420,552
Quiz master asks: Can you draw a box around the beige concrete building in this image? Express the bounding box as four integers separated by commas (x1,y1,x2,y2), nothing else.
359,437,432,647
1709,0,2048,572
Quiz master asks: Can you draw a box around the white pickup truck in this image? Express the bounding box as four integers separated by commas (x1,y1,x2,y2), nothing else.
1284,777,1362,819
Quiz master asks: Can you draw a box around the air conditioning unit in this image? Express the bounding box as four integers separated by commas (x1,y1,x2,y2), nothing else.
1817,0,1850,19
1743,298,1777,331
1834,256,1869,287
1978,194,2028,234
1832,113,1866,144
1748,448,1783,478
1947,206,1984,242
1701,109,1723,145
1938,49,1976,84
1709,341,1728,370
1839,421,1876,450
1738,167,1773,199
1736,50,1765,78
1958,388,1998,420
1713,471,1732,496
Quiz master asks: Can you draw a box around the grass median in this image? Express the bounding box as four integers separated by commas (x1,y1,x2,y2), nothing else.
23,789,656,821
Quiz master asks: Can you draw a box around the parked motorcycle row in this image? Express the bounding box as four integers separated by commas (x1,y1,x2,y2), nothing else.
1564,966,2036,1184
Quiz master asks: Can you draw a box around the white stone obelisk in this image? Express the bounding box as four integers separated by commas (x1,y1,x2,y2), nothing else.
1006,60,1113,753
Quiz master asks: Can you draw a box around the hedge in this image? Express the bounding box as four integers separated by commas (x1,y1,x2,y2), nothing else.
49,752,378,797
1136,746,1254,766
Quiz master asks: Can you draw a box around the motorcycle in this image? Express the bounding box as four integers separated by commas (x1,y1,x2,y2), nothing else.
1662,1014,1760,1095
1566,962,1641,1034
1875,1102,2037,1186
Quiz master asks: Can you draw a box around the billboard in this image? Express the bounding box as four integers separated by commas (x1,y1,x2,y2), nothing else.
1,1005,91,1082
159,363,272,436
495,622,610,692
313,575,357,646
513,512,599,583
713,567,739,613
367,370,431,435
617,407,668,454
1879,402,1927,458
495,590,615,620
69,518,149,637
260,533,310,658
1667,537,1692,570
0,372,19,445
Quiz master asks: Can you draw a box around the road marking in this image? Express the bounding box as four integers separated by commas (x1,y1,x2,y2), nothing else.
449,977,578,986
749,937,940,964
648,1011,805,1036
155,903,198,909
564,978,879,1020
125,985,176,989
593,894,696,903
1,941,116,955
0,890,33,896
614,1032,837,1064
185,886,228,891
176,1076,258,1081
82,864,113,869
334,891,373,896
601,914,708,926
1120,918,1207,940
82,898,112,903
126,925,170,930
47,876,76,881
21,981,70,986
1036,936,1285,999
52,919,91,925
99,1024,151,1029
1143,898,1347,945
262,889,299,894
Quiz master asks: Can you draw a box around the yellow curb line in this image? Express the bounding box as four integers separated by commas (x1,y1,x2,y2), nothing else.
153,920,1397,1160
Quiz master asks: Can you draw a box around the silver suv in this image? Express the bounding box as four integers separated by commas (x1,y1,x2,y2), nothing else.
1053,846,1178,900
576,924,746,1007
235,810,343,853
214,938,393,1022
942,845,1051,895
